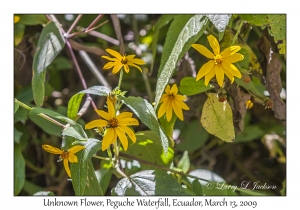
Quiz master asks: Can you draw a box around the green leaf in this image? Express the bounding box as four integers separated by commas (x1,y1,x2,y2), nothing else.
206,14,231,32
153,14,174,31
80,160,104,196
154,15,208,110
70,138,103,195
239,14,269,26
122,131,174,170
67,86,111,120
29,107,88,140
177,151,190,173
118,96,171,154
176,120,209,152
235,77,265,100
18,14,48,25
62,126,87,140
112,170,193,195
236,47,250,69
95,168,113,195
23,180,44,195
14,107,28,124
32,21,65,107
14,23,25,46
14,143,25,195
192,179,204,196
14,128,23,143
15,85,34,104
179,76,214,96
28,114,62,137
268,14,286,56
201,93,235,142
33,191,55,196
14,101,19,114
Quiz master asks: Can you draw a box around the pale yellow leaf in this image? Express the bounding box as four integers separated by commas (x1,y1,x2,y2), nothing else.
201,93,235,142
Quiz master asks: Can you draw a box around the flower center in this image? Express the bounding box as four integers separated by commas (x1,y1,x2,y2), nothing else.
61,151,69,160
108,118,118,128
121,55,128,64
214,54,223,64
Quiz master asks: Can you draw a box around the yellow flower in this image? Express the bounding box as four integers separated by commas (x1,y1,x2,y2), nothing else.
246,100,253,109
42,144,85,177
191,35,244,87
102,48,145,74
158,84,189,122
14,15,20,24
85,97,139,151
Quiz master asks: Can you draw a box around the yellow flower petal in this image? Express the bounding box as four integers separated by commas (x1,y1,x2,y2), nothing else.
68,145,85,155
63,159,71,177
42,145,62,155
95,109,110,120
191,44,214,59
174,94,186,102
14,15,20,24
116,112,133,119
103,62,116,70
128,58,145,65
221,61,242,78
106,48,122,60
102,128,116,151
102,55,118,62
118,118,139,126
106,98,115,119
170,84,178,95
115,128,129,151
172,100,184,121
68,153,78,163
215,65,225,87
160,94,170,103
165,85,171,94
112,63,123,74
157,100,168,119
223,53,244,63
85,119,108,129
128,63,143,72
119,125,136,143
221,46,242,57
207,35,220,55
196,60,215,81
204,66,216,86
126,55,136,59
223,68,234,83
174,97,190,110
123,64,130,73
166,99,173,122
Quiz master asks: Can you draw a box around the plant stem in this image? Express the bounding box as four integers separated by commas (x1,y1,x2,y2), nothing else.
92,155,111,161
85,15,103,31
117,69,124,90
14,99,66,128
66,14,83,35
231,20,244,45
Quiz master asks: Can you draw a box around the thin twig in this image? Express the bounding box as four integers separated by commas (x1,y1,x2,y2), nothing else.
85,15,103,31
88,31,119,45
110,15,125,54
66,14,83,34
79,50,111,88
